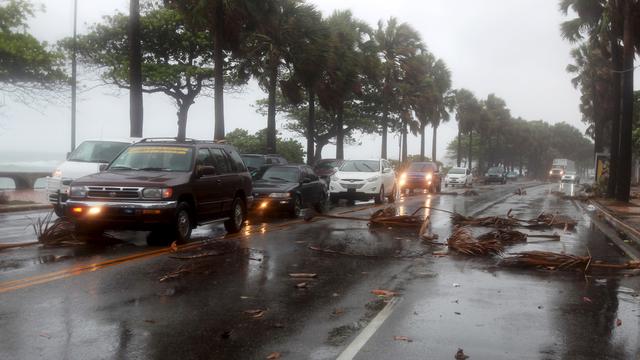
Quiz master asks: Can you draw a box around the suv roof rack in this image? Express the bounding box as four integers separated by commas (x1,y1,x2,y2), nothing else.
138,137,230,145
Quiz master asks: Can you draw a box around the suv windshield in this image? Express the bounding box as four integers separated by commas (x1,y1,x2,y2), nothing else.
408,163,436,172
340,160,379,172
109,146,194,172
487,167,503,175
261,167,299,182
241,155,265,169
68,141,129,163
448,168,466,174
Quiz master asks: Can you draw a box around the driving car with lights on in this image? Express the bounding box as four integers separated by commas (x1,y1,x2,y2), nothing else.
252,165,328,217
66,138,252,245
46,138,139,216
398,161,442,193
330,159,397,204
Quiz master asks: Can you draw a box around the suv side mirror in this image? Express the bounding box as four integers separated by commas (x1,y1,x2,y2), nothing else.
99,164,108,172
198,165,216,177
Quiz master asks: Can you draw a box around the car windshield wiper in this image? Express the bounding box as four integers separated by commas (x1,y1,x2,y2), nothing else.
265,177,290,182
139,167,172,171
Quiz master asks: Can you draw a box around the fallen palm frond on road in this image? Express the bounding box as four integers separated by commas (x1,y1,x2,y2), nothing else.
31,211,80,246
500,250,640,271
305,206,430,233
451,213,520,228
447,227,504,255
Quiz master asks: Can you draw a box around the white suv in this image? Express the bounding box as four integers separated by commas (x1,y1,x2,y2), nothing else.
46,138,139,216
329,159,397,204
445,167,473,187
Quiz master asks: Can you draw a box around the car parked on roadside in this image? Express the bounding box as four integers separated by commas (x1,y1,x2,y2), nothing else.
66,138,253,245
484,166,507,184
46,138,139,216
252,165,328,217
314,159,344,182
506,171,519,180
398,161,442,193
444,167,472,188
330,159,397,204
240,154,288,179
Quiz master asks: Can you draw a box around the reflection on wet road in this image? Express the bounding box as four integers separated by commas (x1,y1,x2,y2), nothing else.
0,181,638,359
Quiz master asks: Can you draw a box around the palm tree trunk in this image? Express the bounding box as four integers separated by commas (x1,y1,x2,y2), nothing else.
433,124,438,163
401,120,408,163
419,123,425,161
381,107,388,159
213,1,225,140
467,131,473,170
608,40,623,198
336,109,344,160
456,125,461,166
307,88,315,165
616,0,635,202
266,55,278,154
128,0,143,137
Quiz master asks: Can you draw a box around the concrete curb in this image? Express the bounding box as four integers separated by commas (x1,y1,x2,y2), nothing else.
586,199,640,261
0,204,52,214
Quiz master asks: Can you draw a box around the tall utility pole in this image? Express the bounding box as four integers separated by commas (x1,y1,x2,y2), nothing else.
70,0,77,151
128,0,143,137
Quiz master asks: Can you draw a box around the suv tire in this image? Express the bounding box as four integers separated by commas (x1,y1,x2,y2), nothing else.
53,205,65,218
374,186,384,205
388,185,397,203
315,192,329,213
224,197,246,233
173,202,193,243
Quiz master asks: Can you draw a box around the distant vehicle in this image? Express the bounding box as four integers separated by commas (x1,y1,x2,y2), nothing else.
46,138,139,217
506,171,519,180
314,159,344,181
549,158,575,181
398,162,442,193
67,138,253,245
484,166,507,184
240,154,288,179
561,172,581,184
444,167,472,188
252,165,328,217
330,159,397,204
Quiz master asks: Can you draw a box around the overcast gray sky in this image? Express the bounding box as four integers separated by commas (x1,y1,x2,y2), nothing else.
1,0,633,164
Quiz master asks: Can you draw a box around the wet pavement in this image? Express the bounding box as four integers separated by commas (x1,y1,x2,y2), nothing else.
0,181,638,359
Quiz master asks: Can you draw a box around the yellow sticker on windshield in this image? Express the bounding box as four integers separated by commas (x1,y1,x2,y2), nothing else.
129,146,189,155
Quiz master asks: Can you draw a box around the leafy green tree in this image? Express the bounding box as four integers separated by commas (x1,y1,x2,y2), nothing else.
0,0,67,101
453,89,481,167
225,128,304,163
67,5,218,140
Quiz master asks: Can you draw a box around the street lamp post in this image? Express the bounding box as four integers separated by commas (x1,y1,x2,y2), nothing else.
71,0,77,151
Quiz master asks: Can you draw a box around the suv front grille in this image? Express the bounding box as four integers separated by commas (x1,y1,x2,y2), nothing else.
87,186,142,199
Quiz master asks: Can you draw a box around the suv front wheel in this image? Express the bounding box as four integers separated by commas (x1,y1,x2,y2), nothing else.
224,197,246,233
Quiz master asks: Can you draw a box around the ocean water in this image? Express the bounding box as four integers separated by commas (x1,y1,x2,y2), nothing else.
0,152,64,190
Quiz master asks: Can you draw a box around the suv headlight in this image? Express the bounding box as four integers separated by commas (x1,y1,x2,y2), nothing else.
142,188,173,199
425,173,433,181
367,176,379,182
269,192,290,198
70,186,87,198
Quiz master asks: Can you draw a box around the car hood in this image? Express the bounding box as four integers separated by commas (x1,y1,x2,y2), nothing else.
71,170,191,187
446,173,465,178
53,160,105,180
335,171,379,180
252,180,298,194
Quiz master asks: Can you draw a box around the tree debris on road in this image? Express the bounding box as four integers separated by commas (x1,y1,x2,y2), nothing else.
448,227,504,255
500,251,640,272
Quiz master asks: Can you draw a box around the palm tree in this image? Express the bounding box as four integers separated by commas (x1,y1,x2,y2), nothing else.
244,0,323,154
316,10,373,160
129,0,143,137
374,17,424,159
454,89,480,167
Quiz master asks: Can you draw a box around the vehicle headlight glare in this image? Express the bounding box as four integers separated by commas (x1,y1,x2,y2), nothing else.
70,186,87,198
425,173,433,180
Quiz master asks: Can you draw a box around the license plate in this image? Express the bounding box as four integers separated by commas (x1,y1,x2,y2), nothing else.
343,184,358,189
347,188,356,193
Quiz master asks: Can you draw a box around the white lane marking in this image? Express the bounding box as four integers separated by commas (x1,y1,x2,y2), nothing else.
336,296,401,360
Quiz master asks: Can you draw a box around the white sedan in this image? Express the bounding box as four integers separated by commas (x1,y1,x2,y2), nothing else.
330,159,397,204
444,167,473,187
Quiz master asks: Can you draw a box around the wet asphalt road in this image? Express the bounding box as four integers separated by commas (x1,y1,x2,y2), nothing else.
0,181,639,360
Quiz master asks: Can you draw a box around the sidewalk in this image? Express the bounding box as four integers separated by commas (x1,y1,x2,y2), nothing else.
589,195,640,260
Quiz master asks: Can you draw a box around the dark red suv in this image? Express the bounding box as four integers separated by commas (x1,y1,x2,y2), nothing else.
66,138,253,245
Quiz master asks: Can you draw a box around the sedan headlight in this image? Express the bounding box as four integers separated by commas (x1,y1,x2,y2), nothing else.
268,192,290,198
142,188,173,199
367,176,379,182
70,186,87,198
